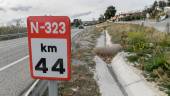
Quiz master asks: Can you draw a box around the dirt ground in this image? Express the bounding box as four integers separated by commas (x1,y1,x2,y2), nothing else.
58,26,101,96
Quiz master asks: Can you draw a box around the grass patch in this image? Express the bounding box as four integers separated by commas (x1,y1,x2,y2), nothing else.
144,55,166,72
103,22,170,95
127,55,139,62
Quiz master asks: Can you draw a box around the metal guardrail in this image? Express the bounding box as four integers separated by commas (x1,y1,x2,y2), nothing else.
23,80,48,96
0,32,27,41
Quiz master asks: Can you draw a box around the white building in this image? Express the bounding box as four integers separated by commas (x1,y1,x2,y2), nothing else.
164,7,170,16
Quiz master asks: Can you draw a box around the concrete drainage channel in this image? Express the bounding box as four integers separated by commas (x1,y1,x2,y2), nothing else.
107,65,128,96
94,30,160,96
94,30,127,96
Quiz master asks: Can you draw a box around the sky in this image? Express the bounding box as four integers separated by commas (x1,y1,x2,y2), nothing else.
0,0,155,25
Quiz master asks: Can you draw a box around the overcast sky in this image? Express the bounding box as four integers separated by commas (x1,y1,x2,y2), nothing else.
0,0,155,25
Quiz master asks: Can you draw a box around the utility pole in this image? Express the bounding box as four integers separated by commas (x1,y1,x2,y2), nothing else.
16,19,21,38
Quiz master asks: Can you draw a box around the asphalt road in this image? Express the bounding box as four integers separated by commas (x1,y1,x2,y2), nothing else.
0,37,31,96
0,28,83,96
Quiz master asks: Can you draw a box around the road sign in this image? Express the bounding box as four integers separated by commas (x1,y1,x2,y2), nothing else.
27,16,71,80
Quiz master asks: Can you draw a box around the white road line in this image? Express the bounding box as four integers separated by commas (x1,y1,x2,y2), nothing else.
0,55,29,72
24,80,40,96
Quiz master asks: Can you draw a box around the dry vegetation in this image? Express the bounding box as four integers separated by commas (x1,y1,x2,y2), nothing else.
58,27,101,96
0,26,27,40
100,22,170,95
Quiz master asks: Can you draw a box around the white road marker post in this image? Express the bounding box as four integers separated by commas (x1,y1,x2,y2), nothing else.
105,30,107,47
103,26,107,47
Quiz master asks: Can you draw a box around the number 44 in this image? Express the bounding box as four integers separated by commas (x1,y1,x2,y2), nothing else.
35,58,65,74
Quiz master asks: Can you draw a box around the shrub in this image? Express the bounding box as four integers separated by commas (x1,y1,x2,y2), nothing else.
127,32,148,52
159,36,170,47
144,55,166,72
124,45,134,52
128,32,146,42
127,55,139,62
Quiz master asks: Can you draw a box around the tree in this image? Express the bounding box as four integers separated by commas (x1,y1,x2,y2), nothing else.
152,1,158,10
159,1,166,9
104,6,116,20
143,1,159,18
167,0,170,6
73,19,82,27
98,15,105,23
143,7,152,14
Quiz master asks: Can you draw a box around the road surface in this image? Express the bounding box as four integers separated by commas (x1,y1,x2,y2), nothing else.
0,28,83,96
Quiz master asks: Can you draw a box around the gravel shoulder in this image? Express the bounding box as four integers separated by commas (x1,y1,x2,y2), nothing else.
58,26,101,96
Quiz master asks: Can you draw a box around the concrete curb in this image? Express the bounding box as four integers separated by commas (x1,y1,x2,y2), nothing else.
111,52,158,96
